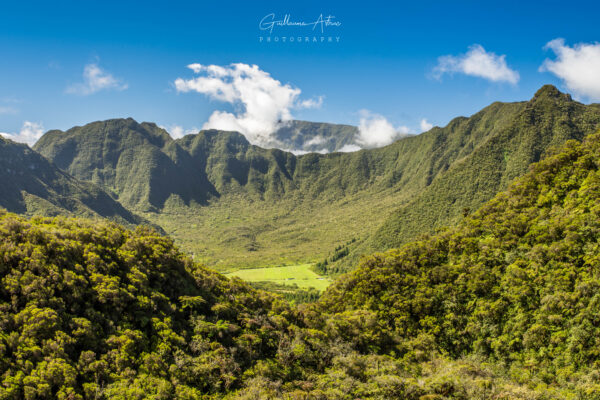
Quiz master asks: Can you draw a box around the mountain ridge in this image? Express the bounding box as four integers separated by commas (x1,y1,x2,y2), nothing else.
29,85,600,269
0,135,147,226
329,84,600,272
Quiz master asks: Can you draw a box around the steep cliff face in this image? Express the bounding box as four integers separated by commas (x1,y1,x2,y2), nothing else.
0,135,143,225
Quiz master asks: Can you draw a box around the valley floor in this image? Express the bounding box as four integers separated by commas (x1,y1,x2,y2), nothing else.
142,187,412,273
225,263,331,291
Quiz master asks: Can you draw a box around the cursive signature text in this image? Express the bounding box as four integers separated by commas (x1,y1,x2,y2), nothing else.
259,13,341,35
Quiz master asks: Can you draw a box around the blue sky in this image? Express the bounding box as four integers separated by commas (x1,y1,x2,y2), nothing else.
1,0,600,148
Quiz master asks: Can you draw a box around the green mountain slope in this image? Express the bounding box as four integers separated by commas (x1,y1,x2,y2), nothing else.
0,136,143,225
304,130,600,397
35,99,540,209
33,118,217,211
4,130,600,398
329,85,600,272
33,86,600,270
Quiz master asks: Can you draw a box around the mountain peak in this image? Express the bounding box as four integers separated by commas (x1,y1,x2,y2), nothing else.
201,128,249,142
532,85,572,102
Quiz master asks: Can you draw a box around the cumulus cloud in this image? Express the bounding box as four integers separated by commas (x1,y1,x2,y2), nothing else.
0,121,45,145
420,118,433,132
356,110,410,148
160,124,199,139
66,63,128,95
433,44,519,84
174,63,322,147
540,38,600,101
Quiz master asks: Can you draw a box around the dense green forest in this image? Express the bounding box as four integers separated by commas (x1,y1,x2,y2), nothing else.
3,129,600,398
0,212,298,398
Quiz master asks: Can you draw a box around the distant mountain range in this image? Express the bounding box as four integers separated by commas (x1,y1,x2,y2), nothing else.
273,120,361,153
2,85,599,271
32,118,407,211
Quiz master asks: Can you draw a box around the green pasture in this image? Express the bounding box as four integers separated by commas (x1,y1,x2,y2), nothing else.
225,263,331,291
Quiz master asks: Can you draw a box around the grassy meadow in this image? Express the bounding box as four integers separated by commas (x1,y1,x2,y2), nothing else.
225,263,331,291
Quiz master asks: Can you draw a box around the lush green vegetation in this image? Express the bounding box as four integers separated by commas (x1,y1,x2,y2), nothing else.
140,190,399,270
0,135,144,226
32,86,600,277
4,129,600,398
225,264,330,291
225,129,600,398
315,131,600,396
315,239,356,274
336,85,600,272
243,281,322,304
0,211,300,398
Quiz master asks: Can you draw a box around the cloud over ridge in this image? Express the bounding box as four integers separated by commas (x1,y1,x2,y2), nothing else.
356,110,411,148
0,121,45,145
174,63,322,147
174,63,430,153
540,38,600,101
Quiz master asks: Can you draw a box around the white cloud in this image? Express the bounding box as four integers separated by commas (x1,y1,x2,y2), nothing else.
298,96,324,108
338,144,362,152
0,121,45,145
160,124,199,139
304,135,327,146
356,110,410,148
174,63,322,147
540,38,600,101
66,63,128,95
289,147,330,155
0,106,17,115
420,118,433,132
433,44,519,84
